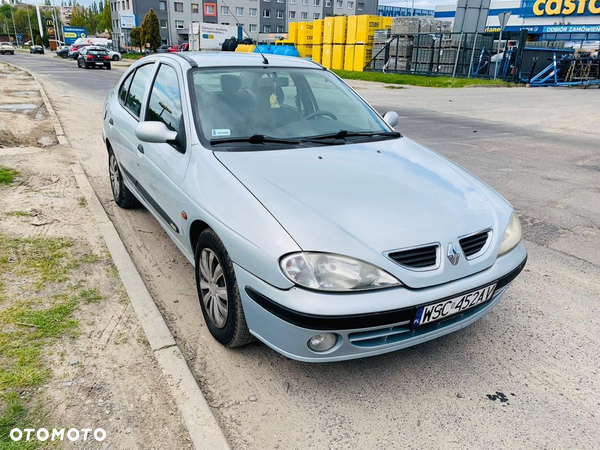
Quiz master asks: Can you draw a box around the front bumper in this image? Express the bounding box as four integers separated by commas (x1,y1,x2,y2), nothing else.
236,243,527,362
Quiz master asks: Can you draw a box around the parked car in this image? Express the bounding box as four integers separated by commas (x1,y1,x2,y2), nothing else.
103,53,527,362
57,45,71,58
0,42,15,55
155,45,172,53
68,44,90,59
168,43,190,52
77,46,111,70
99,47,121,61
30,45,45,54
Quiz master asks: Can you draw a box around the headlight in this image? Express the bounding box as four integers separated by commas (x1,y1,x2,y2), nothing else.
498,212,522,256
280,252,402,292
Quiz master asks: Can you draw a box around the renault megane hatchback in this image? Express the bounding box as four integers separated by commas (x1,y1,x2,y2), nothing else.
103,53,526,362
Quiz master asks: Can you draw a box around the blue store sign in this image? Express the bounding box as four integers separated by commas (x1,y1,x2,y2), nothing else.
62,26,88,45
521,0,600,17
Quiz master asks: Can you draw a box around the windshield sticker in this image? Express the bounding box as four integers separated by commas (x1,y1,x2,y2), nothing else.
269,94,280,109
212,129,231,137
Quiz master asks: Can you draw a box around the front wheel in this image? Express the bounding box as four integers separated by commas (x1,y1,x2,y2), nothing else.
195,229,254,348
108,150,136,208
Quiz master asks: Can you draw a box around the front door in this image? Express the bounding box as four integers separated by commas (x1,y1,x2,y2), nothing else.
136,61,191,249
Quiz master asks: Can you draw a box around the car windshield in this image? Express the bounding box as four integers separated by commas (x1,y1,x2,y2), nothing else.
190,67,393,145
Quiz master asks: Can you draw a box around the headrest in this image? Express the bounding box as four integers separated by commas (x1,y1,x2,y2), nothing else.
220,74,242,94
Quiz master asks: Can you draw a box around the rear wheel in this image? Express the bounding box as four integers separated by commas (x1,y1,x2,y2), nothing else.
108,150,136,208
112,54,119,61
106,63,111,70
195,229,254,348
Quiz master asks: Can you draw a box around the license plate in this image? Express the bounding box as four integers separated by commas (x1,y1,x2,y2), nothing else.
412,284,497,327
96,62,103,65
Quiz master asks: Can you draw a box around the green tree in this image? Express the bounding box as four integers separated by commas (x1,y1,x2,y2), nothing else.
69,5,88,28
130,26,142,51
140,8,161,51
99,0,111,34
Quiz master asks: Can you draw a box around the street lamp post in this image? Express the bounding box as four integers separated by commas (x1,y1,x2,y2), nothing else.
27,4,34,43
10,8,19,46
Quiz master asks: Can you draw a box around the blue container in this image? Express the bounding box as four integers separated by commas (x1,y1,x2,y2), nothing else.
284,46,300,57
254,45,275,54
274,46,287,55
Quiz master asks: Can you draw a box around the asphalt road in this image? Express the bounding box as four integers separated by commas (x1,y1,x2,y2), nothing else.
2,52,599,450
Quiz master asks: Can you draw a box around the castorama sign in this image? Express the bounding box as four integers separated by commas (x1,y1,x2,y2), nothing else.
521,0,600,17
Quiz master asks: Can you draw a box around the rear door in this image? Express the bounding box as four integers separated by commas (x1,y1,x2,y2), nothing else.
107,62,156,185
136,61,191,247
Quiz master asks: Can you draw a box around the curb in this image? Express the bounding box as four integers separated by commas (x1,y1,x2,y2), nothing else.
3,59,231,450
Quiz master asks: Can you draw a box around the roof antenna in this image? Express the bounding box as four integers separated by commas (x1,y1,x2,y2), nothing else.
220,0,269,65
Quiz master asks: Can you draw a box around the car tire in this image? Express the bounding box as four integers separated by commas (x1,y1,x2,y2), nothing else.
106,63,111,70
84,63,90,69
112,54,119,61
77,59,81,67
61,53,67,58
108,150,137,209
195,229,254,348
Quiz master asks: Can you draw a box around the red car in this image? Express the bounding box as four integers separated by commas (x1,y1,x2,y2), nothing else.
168,43,190,52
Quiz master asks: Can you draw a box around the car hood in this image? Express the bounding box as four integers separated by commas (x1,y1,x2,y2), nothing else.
215,138,513,288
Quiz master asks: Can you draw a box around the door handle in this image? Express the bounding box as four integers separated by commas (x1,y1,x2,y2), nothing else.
137,144,144,154
109,118,114,125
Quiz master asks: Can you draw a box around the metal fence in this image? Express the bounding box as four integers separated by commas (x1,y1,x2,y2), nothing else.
366,31,497,78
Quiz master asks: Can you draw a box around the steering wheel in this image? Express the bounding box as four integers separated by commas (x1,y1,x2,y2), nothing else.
302,110,338,121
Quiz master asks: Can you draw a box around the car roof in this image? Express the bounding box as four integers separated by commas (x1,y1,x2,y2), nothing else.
142,52,321,70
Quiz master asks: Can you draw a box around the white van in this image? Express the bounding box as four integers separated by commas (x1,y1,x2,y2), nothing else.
73,37,113,49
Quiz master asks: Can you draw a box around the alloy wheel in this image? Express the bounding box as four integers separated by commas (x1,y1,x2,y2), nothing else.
109,154,121,200
199,248,229,328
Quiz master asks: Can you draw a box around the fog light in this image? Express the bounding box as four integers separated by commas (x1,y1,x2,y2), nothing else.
308,333,338,352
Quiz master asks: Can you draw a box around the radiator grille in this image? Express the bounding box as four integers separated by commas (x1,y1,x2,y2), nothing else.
388,244,438,269
459,231,491,258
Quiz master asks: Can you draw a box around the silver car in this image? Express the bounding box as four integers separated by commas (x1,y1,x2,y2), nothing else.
103,53,526,362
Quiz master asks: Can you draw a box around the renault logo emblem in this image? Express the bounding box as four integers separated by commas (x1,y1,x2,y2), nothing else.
447,244,461,266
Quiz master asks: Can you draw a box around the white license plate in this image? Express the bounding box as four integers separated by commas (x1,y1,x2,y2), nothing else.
96,62,104,65
413,284,497,327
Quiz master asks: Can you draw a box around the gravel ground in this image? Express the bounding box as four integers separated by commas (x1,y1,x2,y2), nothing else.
2,52,598,449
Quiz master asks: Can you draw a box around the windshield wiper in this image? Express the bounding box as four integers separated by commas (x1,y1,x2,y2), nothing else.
210,134,302,145
308,130,401,141
210,134,346,146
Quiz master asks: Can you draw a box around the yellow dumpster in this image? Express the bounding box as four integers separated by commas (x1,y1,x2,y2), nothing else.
333,16,347,44
343,45,355,71
322,44,333,69
289,22,298,44
332,45,344,70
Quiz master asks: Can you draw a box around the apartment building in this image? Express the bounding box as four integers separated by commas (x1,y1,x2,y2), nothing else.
111,0,378,46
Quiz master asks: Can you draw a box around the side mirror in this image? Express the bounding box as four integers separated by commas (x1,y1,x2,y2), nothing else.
383,111,399,128
135,121,177,144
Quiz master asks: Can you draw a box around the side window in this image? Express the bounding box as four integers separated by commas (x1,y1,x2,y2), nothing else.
125,63,155,119
147,64,183,132
118,72,134,105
